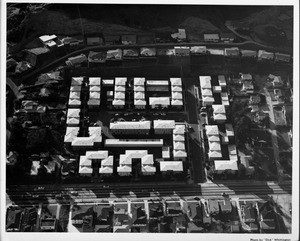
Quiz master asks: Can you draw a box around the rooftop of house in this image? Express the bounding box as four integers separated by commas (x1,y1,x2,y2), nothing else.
153,120,175,129
170,78,182,86
146,80,169,86
205,125,219,136
26,47,50,55
190,46,207,54
208,199,219,213
110,121,151,130
133,77,146,86
199,76,212,89
140,47,156,56
160,161,183,171
214,159,238,171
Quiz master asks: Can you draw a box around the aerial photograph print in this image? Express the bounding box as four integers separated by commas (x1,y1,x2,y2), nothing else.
2,1,299,241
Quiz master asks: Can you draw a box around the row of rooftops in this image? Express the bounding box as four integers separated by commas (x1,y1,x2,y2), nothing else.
110,119,176,130
87,47,290,62
199,76,229,106
173,124,187,160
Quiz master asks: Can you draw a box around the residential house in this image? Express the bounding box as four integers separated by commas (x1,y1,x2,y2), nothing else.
166,202,182,217
153,120,175,134
140,47,156,57
187,202,202,223
66,54,87,67
214,159,238,174
208,200,219,215
160,161,183,174
113,203,130,232
258,50,274,61
131,204,147,228
71,205,95,232
25,47,50,66
220,32,235,42
149,97,170,109
174,46,190,56
203,33,219,42
6,207,23,232
110,121,151,135
190,46,207,55
274,52,291,63
219,199,232,213
121,34,137,45
240,49,257,58
225,47,240,57
171,29,186,42
149,203,164,219
104,35,121,45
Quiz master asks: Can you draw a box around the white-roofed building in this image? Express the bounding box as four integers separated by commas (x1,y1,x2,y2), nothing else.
208,135,220,142
258,50,274,61
70,126,102,150
214,159,238,174
190,46,207,55
162,146,170,159
160,161,183,173
88,99,101,107
134,92,145,99
173,125,185,134
134,77,145,86
68,99,81,107
64,127,80,143
114,85,126,92
115,77,127,86
153,120,175,134
225,124,235,138
117,165,132,176
105,139,163,147
173,150,187,161
209,151,222,160
221,92,230,106
149,97,170,109
134,99,146,109
79,166,93,176
170,78,182,86
71,77,84,86
213,86,222,93
134,85,145,92
141,165,156,175
112,99,125,108
99,166,113,175
114,91,125,99
101,156,114,166
171,86,183,92
102,79,114,86
89,77,101,85
208,141,221,151
218,75,227,88
89,85,101,92
212,105,227,123
78,156,93,176
201,89,213,96
171,91,183,99
70,85,82,92
199,76,212,89
69,91,81,99
85,150,108,159
205,125,219,136
66,117,80,126
173,141,186,150
89,91,101,99
171,99,183,107
202,96,215,106
173,134,185,141
141,155,154,165
110,121,151,135
214,113,227,123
